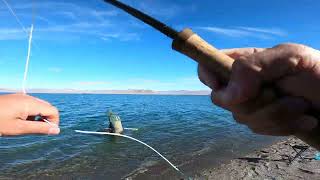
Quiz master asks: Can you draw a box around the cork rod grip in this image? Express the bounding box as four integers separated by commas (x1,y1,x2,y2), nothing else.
172,28,278,107
172,28,234,84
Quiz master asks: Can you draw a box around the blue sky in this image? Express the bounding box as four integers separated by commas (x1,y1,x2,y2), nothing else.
0,0,319,91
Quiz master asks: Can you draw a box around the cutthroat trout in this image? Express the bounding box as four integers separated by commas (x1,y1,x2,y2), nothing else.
108,111,124,134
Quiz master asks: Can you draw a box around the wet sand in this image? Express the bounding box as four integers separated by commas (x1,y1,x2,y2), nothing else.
197,137,320,180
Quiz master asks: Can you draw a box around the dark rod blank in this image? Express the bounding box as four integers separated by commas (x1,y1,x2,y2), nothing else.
103,0,178,39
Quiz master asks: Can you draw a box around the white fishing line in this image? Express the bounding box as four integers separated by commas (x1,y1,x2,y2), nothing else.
75,130,183,174
43,118,58,127
1,0,28,34
1,0,39,50
1,0,54,127
22,24,34,94
1,0,35,94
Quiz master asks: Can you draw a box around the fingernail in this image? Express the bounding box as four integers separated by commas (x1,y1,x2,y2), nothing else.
48,127,60,135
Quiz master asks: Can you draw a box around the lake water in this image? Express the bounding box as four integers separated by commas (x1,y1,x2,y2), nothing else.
0,94,276,179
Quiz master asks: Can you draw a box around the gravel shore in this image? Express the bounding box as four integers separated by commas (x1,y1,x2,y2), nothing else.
197,137,320,180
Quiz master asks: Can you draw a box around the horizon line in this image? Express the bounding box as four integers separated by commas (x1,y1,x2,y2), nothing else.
0,88,211,95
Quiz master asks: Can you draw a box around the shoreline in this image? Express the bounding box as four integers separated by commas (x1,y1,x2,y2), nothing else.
129,137,320,180
128,136,280,179
197,137,320,180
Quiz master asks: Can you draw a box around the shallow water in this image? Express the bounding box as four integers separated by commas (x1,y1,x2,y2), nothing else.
0,94,275,179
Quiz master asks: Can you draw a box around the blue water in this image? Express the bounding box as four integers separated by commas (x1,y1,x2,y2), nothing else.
0,94,275,179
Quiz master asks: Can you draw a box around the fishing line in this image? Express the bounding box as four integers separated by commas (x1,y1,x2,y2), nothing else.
2,1,186,178
1,0,28,34
22,24,33,94
75,130,184,176
123,128,139,131
43,118,58,127
2,0,54,127
1,0,39,49
1,0,34,94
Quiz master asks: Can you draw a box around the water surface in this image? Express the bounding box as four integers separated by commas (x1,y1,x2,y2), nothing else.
0,94,276,179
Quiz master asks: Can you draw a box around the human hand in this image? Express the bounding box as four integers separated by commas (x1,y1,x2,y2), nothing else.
0,94,60,136
198,44,320,139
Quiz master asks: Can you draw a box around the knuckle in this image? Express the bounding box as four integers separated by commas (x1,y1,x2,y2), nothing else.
233,113,252,125
270,43,316,70
274,43,305,50
253,48,265,53
211,92,224,108
233,114,246,124
274,43,309,56
210,92,218,105
232,56,261,76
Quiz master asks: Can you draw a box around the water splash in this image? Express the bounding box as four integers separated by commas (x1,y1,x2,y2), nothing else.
124,128,139,131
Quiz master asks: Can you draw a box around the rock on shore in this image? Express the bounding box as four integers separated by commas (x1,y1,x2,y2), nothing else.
198,137,320,180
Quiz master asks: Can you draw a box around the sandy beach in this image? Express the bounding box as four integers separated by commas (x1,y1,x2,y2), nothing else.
197,137,320,180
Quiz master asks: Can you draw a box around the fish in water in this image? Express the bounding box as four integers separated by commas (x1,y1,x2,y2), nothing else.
108,110,124,134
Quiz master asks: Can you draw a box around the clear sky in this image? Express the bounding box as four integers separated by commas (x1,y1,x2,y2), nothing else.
0,0,319,91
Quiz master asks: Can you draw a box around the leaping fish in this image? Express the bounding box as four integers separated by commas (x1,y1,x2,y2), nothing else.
105,110,138,133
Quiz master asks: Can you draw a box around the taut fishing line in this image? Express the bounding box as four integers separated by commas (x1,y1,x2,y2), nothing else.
1,0,28,34
1,0,39,48
1,0,34,94
75,130,184,176
2,0,184,177
22,24,33,94
2,0,55,127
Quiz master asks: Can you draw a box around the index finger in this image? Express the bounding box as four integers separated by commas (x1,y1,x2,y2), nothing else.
221,48,265,59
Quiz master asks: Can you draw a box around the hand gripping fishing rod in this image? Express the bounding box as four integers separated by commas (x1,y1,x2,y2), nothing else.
103,0,320,152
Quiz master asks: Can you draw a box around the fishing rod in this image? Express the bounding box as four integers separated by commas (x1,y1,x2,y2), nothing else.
103,0,320,151
103,0,234,84
103,0,279,107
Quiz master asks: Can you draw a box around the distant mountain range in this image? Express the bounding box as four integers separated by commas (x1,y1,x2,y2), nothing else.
0,88,211,95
